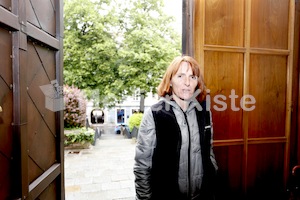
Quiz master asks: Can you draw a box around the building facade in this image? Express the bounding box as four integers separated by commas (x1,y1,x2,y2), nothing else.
86,91,159,126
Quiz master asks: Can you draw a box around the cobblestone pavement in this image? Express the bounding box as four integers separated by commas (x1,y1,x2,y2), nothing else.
64,126,137,200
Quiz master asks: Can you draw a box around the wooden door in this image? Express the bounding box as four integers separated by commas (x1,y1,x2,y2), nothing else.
188,0,299,199
0,0,64,199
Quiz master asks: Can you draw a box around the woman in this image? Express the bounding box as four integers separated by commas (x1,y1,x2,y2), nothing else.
133,55,218,200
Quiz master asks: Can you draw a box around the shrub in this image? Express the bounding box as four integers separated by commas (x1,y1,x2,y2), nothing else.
128,112,143,131
64,127,95,146
64,85,87,128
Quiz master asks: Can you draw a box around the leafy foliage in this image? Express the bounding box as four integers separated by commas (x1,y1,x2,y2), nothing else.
64,127,95,145
63,0,120,106
63,0,181,107
117,0,181,96
64,85,87,128
128,112,144,131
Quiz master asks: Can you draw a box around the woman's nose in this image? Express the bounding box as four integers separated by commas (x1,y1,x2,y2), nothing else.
184,76,190,86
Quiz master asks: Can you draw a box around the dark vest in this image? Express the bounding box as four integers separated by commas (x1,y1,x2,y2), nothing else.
150,101,215,200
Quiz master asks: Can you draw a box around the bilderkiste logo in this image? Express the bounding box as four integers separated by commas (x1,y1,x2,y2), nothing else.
39,84,256,112
152,89,256,112
40,80,64,112
206,89,256,112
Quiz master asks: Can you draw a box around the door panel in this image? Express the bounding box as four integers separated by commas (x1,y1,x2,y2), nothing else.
248,55,287,138
204,51,244,140
0,27,13,200
193,0,296,199
250,0,289,49
0,0,11,10
205,0,245,47
0,0,64,199
214,145,244,200
26,0,56,36
247,143,285,199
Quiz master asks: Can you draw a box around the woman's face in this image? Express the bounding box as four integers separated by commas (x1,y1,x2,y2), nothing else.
170,61,198,100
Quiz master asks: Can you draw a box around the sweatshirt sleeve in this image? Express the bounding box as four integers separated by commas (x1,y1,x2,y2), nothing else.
133,108,156,200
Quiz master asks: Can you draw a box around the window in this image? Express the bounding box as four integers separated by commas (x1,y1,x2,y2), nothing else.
117,109,125,124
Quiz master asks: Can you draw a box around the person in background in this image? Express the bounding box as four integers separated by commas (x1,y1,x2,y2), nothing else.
133,55,218,200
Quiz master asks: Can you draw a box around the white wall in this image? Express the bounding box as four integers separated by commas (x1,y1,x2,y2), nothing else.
86,92,159,126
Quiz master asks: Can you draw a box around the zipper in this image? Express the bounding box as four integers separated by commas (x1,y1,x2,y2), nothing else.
182,111,191,199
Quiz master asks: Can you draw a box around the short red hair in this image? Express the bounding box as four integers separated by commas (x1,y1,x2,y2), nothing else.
157,55,207,102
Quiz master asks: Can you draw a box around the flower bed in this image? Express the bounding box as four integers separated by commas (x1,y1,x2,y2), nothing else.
64,127,95,149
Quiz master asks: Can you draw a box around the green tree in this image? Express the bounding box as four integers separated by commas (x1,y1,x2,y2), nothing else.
63,0,122,106
63,0,181,108
116,0,181,97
